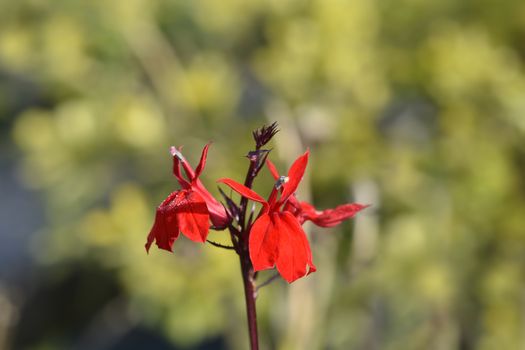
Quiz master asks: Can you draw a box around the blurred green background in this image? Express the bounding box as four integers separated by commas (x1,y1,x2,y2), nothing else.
1,0,525,349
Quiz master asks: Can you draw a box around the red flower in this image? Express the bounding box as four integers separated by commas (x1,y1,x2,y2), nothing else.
219,151,368,283
219,151,316,283
266,158,368,227
146,144,229,253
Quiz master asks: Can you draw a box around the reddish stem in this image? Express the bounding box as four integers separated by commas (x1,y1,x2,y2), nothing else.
234,139,275,350
235,151,262,350
239,252,259,350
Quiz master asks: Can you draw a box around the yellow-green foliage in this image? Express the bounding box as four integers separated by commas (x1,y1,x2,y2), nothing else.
3,0,525,349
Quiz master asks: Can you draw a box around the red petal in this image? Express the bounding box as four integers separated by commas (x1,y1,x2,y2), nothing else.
265,159,280,180
193,143,211,181
283,195,301,214
217,178,269,213
173,146,201,185
275,212,316,283
145,191,182,253
192,178,229,228
171,147,191,189
176,191,210,242
280,150,309,204
302,202,369,227
249,213,279,271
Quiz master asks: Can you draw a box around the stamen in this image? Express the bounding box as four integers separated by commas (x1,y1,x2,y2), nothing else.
170,146,185,161
275,175,289,189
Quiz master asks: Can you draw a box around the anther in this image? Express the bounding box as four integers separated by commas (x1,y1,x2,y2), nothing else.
275,175,289,189
170,146,185,161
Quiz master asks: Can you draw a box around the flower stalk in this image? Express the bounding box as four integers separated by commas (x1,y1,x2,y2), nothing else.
240,252,259,350
234,130,277,349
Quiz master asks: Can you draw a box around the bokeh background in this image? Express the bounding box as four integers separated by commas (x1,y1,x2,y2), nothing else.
1,0,525,349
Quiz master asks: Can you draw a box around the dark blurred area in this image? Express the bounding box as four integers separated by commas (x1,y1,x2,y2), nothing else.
1,0,525,349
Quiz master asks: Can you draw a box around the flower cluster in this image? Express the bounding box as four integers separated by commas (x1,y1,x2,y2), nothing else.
146,126,367,283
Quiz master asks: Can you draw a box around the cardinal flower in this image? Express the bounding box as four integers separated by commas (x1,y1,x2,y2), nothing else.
266,158,368,227
219,151,316,283
146,144,229,253
219,150,368,283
